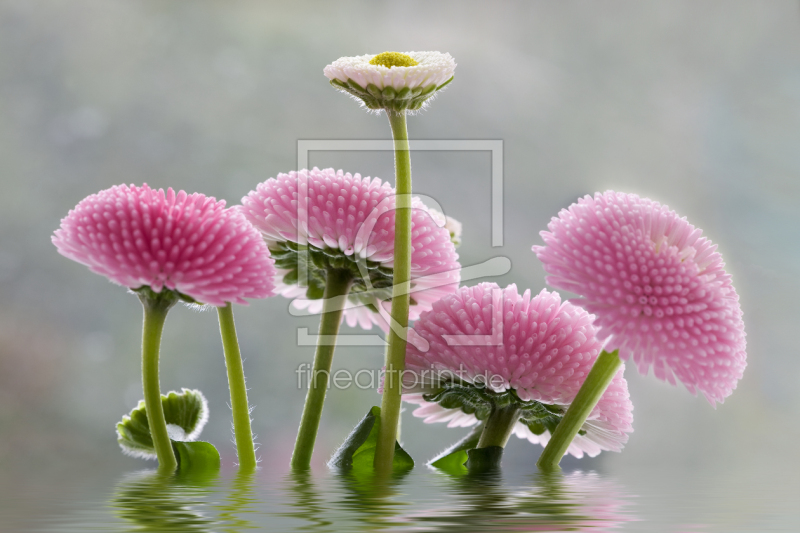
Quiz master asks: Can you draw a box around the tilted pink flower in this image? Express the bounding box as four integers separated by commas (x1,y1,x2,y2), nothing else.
400,283,633,459
53,184,276,306
532,191,746,405
241,168,461,331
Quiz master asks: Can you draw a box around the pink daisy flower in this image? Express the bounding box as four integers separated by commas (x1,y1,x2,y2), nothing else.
400,283,633,459
532,191,746,405
240,168,461,331
53,184,276,306
54,184,276,470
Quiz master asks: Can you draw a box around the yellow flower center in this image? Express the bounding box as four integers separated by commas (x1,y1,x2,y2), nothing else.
369,52,418,68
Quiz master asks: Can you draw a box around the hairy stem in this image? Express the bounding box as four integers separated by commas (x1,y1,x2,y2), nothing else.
291,269,353,469
139,293,178,472
476,405,521,449
537,349,622,470
375,110,412,474
217,303,257,470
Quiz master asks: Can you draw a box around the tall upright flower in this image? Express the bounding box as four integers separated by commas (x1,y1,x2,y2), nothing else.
241,167,460,469
324,51,455,113
324,51,456,473
398,283,633,466
53,184,275,471
533,191,746,468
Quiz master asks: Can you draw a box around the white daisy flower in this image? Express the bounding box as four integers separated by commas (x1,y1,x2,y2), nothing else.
324,51,456,112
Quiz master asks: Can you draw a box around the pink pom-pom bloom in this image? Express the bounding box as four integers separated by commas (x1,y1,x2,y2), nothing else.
533,191,746,405
241,168,461,331
53,184,276,306
400,283,633,459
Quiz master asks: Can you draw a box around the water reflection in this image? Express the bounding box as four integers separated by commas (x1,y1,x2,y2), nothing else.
277,467,631,532
111,469,220,532
416,469,633,532
280,471,334,532
106,466,631,532
217,469,259,532
331,469,411,532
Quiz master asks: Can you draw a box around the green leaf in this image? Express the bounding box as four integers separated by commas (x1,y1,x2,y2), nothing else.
328,406,414,473
116,388,209,459
465,446,504,472
328,406,378,469
161,389,209,441
172,441,221,473
429,423,484,473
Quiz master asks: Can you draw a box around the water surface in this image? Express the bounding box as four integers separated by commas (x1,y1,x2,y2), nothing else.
5,461,797,532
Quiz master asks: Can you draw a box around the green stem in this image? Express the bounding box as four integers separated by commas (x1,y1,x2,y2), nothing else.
476,405,521,449
291,269,353,469
375,110,412,474
139,293,178,473
537,349,622,470
217,303,257,470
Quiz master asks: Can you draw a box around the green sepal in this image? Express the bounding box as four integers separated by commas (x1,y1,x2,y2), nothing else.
328,406,414,473
465,446,504,472
329,77,447,112
420,83,437,97
270,241,397,314
437,76,454,90
381,86,396,100
423,382,568,428
423,382,588,446
428,423,484,473
366,83,382,99
132,285,201,307
132,286,180,312
172,441,221,473
346,78,365,93
395,87,412,100
362,96,381,109
117,388,209,460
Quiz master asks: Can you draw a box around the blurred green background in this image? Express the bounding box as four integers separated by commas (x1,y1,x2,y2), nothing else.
1,0,799,524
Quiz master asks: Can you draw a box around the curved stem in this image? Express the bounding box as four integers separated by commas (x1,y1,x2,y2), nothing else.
291,269,353,469
375,110,412,474
477,405,521,449
139,294,178,473
217,303,257,470
537,349,622,470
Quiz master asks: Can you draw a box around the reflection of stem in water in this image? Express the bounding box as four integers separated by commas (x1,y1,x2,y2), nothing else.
279,470,334,532
217,469,259,532
112,469,220,532
332,469,410,532
415,470,632,532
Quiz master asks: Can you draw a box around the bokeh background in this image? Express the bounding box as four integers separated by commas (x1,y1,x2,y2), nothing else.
1,0,799,529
